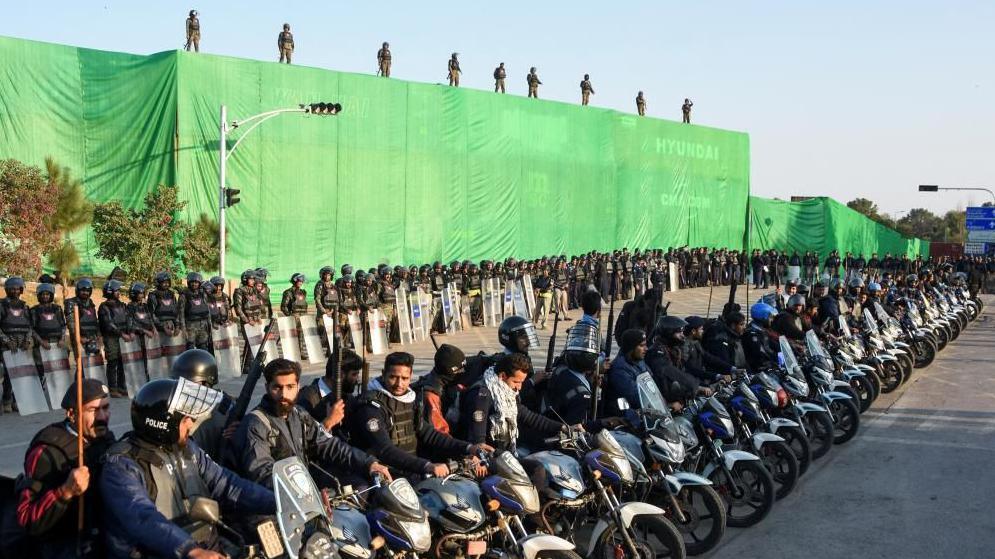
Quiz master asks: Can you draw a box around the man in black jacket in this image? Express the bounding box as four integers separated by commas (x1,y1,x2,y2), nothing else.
702,313,748,371
683,316,736,383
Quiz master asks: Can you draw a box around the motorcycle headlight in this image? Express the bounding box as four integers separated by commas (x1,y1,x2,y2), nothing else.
674,416,698,449
397,518,431,553
508,480,540,514
649,433,685,464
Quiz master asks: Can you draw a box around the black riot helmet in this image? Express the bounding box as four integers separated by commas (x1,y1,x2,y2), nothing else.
341,264,353,277
209,276,225,288
652,315,688,346
130,282,147,297
291,273,306,284
170,348,219,387
131,378,221,446
4,276,25,296
498,315,540,353
241,269,256,285
319,266,334,280
563,322,601,373
36,283,56,303
154,271,171,287
355,270,367,283
75,278,94,296
255,268,269,282
189,9,197,17
103,279,124,298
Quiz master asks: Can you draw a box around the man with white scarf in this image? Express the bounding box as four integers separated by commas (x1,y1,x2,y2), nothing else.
455,353,574,454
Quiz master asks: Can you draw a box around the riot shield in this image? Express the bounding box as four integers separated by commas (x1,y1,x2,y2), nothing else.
522,274,537,319
457,289,472,329
668,263,679,292
787,265,801,283
417,288,433,338
159,332,186,368
2,349,49,415
244,322,279,365
368,309,389,355
512,280,530,319
321,314,337,355
445,282,464,331
441,285,459,334
347,311,364,350
277,316,302,363
503,281,515,317
144,333,169,380
298,316,325,365
395,287,414,344
211,323,242,381
81,351,107,385
120,336,148,397
40,346,73,409
482,277,501,327
408,291,426,342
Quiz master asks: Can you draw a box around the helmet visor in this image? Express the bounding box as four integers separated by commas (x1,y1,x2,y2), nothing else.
169,377,222,430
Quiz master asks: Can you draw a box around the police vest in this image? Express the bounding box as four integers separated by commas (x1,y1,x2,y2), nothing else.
127,303,154,332
208,294,229,323
240,288,262,320
431,275,446,291
68,299,99,335
366,391,417,454
107,436,214,542
317,282,339,310
467,273,482,290
289,289,308,315
184,290,211,320
151,290,178,322
103,301,129,332
339,290,357,311
1,299,31,334
31,304,65,340
379,282,396,304
188,18,200,31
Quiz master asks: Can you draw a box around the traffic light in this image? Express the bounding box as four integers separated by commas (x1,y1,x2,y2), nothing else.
918,185,939,192
224,187,241,208
305,102,342,115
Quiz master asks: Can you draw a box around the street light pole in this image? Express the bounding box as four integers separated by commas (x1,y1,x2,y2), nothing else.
216,102,341,279
918,185,995,206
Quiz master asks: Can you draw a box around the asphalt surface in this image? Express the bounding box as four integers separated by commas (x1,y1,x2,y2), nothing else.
710,295,995,559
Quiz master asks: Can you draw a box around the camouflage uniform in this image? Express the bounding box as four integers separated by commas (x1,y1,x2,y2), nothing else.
278,25,294,64
448,54,461,87
377,276,398,343
527,68,541,98
185,13,200,52
377,43,391,77
580,76,594,106
636,92,646,116
494,64,507,93
179,287,212,351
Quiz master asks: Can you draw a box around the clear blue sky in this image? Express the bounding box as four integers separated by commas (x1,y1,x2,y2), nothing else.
4,0,993,216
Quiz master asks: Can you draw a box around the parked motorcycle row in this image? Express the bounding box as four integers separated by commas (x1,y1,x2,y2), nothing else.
194,282,980,559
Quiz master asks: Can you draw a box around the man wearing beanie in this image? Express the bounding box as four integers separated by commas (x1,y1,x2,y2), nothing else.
603,328,651,417
413,343,467,435
11,379,115,558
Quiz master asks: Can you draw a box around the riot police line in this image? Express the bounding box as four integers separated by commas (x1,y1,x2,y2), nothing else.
0,247,986,558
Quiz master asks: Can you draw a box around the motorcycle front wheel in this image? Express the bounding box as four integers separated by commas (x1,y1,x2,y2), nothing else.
759,440,800,500
651,484,726,556
597,514,686,559
878,361,902,393
537,551,585,559
777,424,812,476
709,460,775,528
829,397,861,444
801,410,834,460
913,337,936,369
849,374,877,413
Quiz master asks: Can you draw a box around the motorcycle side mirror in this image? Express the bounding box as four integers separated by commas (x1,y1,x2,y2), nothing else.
616,397,630,411
188,497,221,525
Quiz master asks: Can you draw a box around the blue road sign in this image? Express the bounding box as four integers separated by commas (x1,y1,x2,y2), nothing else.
965,207,995,220
965,219,995,231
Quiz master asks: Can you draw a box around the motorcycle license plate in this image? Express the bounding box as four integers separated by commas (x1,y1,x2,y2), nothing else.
466,540,487,556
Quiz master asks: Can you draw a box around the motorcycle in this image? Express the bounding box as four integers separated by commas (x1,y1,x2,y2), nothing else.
770,346,836,461
525,426,687,558
782,336,860,446
613,374,727,556
743,368,813,476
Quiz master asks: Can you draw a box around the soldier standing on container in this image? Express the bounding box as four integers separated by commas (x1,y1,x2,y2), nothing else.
494,62,507,93
448,53,462,86
636,91,646,116
682,98,693,123
580,74,595,106
378,42,392,76
278,23,294,64
527,67,542,98
185,10,200,52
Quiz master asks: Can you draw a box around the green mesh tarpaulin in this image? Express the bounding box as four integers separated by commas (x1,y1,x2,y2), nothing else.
1,36,922,294
749,196,928,258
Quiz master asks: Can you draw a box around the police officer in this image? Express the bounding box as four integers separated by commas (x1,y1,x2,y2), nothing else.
98,280,131,398
297,348,364,435
100,377,275,559
636,91,646,116
773,294,807,341
465,263,484,326
494,62,507,93
232,270,264,374
179,272,212,351
278,23,294,63
743,303,778,372
377,41,391,77
604,329,652,416
531,267,553,329
313,266,339,354
147,272,179,337
377,267,399,343
456,352,565,453
337,274,358,349
546,323,626,430
126,283,157,342
280,273,309,317
349,352,490,478
411,344,468,436
30,283,67,353
206,276,231,328
580,74,595,105
448,52,461,87
65,277,101,366
13,379,114,558
527,67,542,98
1,277,33,412
185,9,200,52
682,98,693,124
254,268,273,320
553,260,573,321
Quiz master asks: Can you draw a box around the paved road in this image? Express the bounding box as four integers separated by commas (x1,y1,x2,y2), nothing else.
710,296,995,559
0,284,752,475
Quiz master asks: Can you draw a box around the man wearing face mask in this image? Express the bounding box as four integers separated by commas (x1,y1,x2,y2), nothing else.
11,379,115,558
101,377,275,559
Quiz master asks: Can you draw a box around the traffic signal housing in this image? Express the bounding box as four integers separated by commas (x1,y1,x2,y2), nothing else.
224,187,241,208
305,102,342,115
